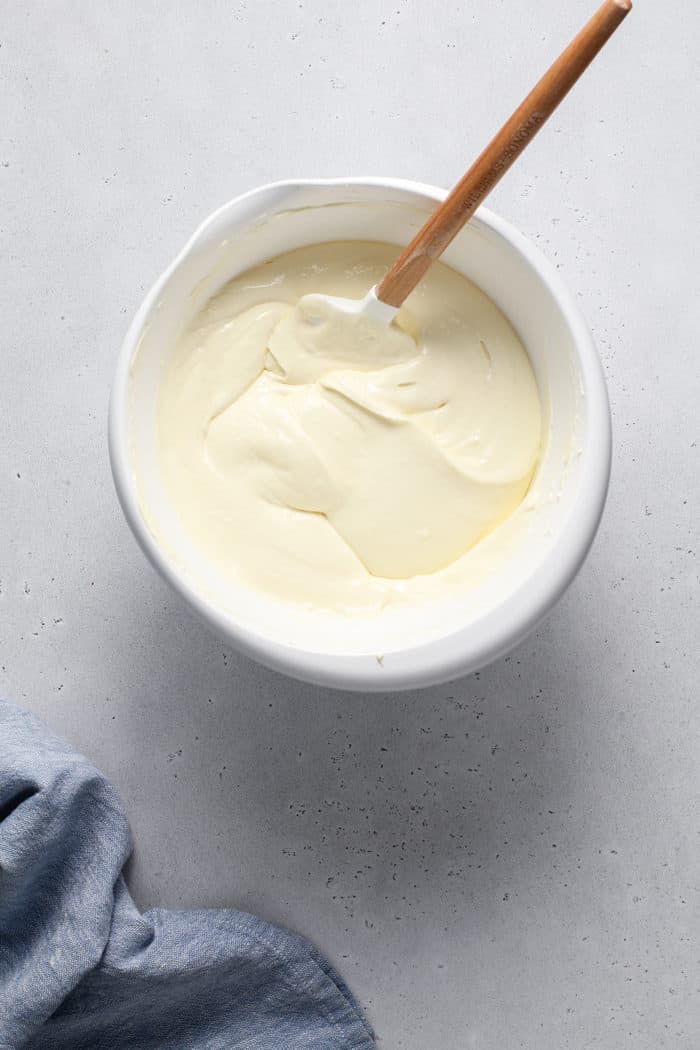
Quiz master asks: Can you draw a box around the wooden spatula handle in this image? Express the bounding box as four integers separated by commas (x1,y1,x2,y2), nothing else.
376,0,632,308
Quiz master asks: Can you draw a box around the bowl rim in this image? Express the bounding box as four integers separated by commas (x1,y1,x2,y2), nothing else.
109,176,611,692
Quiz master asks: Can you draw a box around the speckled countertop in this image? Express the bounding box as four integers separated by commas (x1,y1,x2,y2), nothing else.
1,2,698,1047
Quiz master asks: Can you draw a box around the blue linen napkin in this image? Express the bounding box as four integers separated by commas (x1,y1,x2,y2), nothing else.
0,700,375,1049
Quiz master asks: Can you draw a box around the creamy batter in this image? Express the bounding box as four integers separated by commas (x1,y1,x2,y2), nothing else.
153,241,541,616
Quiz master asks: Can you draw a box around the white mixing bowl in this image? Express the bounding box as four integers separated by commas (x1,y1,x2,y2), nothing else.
109,178,611,691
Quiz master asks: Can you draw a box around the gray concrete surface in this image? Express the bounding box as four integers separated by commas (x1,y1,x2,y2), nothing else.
2,2,698,1047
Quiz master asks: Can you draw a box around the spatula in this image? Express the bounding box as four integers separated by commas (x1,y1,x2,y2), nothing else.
303,0,632,327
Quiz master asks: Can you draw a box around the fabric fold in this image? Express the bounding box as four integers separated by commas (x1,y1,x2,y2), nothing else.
0,701,375,1050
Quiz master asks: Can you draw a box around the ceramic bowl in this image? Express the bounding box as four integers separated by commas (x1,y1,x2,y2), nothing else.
109,178,611,691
